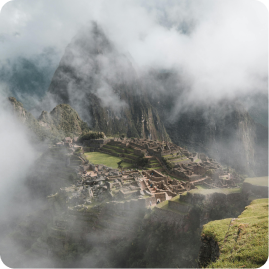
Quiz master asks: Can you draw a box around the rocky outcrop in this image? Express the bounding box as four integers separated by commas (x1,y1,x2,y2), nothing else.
38,103,89,137
8,97,89,142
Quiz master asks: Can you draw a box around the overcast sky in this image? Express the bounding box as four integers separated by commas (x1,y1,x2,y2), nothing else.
0,0,267,109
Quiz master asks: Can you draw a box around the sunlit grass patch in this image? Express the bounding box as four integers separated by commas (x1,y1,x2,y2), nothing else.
203,198,268,268
84,152,132,169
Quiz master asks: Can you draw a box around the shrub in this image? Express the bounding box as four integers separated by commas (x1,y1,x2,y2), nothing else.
78,132,105,143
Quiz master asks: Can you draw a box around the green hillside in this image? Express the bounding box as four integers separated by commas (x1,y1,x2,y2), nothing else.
200,198,268,268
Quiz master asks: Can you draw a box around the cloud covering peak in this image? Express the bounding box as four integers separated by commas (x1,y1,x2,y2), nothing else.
0,0,267,114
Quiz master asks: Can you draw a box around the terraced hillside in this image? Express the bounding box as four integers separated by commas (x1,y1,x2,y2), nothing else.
100,140,141,163
96,140,163,170
84,152,132,169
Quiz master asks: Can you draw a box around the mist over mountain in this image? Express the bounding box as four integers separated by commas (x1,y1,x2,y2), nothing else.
0,48,60,110
47,23,170,141
0,1,268,268
45,22,267,176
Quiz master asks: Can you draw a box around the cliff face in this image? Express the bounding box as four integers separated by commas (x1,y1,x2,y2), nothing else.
165,104,258,174
48,23,169,141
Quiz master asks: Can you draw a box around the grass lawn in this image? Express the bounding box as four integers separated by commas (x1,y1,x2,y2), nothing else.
203,198,268,268
84,152,133,169
244,176,268,187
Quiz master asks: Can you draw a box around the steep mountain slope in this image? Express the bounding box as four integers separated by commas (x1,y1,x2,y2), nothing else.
38,103,89,137
48,22,169,141
163,103,263,175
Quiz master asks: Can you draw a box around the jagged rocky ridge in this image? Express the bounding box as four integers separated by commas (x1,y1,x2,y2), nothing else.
8,97,89,142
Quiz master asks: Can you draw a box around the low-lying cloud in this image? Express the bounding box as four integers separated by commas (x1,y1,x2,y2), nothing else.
0,0,267,116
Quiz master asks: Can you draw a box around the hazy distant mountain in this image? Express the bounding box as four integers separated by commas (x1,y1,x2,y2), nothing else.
0,48,59,109
246,93,268,127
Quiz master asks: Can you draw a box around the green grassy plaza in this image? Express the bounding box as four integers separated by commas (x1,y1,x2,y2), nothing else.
84,152,133,169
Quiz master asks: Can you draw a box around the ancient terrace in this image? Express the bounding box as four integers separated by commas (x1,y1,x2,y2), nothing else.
51,136,240,211
74,136,233,187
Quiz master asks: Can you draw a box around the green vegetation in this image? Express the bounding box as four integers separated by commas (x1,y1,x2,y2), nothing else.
8,97,90,143
48,104,89,136
202,198,268,268
171,158,188,163
161,157,175,170
84,152,132,169
244,176,268,187
78,132,105,143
